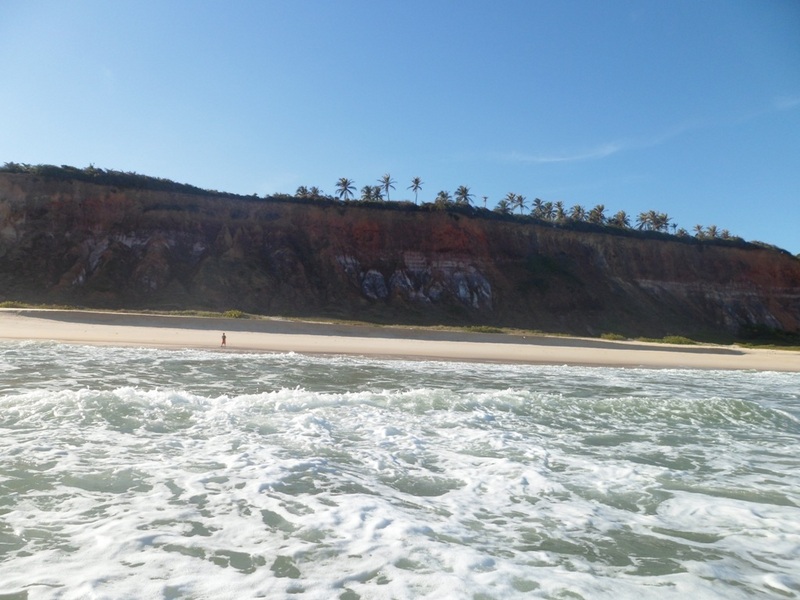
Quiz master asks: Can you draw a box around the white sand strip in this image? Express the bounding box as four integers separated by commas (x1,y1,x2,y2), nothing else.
1,309,798,372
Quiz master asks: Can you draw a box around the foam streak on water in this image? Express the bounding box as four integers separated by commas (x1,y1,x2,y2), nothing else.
1,342,799,599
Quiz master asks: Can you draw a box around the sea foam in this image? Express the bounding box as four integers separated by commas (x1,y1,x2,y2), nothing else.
1,342,799,598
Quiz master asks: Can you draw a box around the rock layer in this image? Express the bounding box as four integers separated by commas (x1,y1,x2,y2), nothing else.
1,173,798,337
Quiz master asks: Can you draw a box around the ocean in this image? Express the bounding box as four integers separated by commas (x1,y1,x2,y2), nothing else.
1,341,799,599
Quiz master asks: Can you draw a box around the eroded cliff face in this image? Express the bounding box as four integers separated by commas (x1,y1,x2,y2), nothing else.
1,173,799,337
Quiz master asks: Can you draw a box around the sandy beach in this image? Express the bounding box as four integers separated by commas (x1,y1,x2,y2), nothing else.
1,308,798,372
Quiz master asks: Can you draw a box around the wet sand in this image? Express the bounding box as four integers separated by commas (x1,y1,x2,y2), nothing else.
1,309,798,372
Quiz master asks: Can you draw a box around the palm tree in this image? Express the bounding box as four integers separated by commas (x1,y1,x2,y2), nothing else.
637,210,659,231
360,185,375,201
494,199,512,214
379,173,396,201
435,190,452,207
532,198,546,219
693,224,705,238
570,204,587,222
408,177,423,204
454,185,473,206
705,224,719,239
588,204,606,225
336,177,355,201
309,186,322,200
482,195,489,209
654,212,671,233
295,186,310,198
542,201,555,221
513,194,527,215
554,201,566,223
609,210,630,228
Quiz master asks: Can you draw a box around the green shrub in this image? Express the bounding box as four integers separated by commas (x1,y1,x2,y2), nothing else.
600,332,626,341
465,325,504,334
737,325,800,347
661,335,697,345
0,301,28,308
637,335,697,345
223,309,245,319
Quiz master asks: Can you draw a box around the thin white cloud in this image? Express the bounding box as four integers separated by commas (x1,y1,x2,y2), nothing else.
773,95,800,111
500,95,798,166
502,122,695,165
505,143,623,164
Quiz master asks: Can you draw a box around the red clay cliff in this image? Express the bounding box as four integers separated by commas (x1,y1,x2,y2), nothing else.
1,172,798,339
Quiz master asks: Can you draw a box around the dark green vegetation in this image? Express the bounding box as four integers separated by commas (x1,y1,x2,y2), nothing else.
735,325,800,349
0,162,242,199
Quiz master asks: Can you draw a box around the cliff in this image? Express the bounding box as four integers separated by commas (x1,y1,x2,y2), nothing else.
1,172,799,339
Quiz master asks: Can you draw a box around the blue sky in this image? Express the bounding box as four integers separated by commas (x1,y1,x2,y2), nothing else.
1,0,798,253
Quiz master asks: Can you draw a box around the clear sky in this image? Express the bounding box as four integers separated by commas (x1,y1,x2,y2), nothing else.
1,0,798,253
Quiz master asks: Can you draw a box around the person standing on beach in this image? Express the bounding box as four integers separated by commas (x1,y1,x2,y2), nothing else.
221,332,226,347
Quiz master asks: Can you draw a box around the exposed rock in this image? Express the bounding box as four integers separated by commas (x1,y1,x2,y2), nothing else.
1,172,799,337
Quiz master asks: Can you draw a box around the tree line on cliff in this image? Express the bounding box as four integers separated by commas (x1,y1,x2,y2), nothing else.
2,162,793,257
329,174,741,243
284,172,792,255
